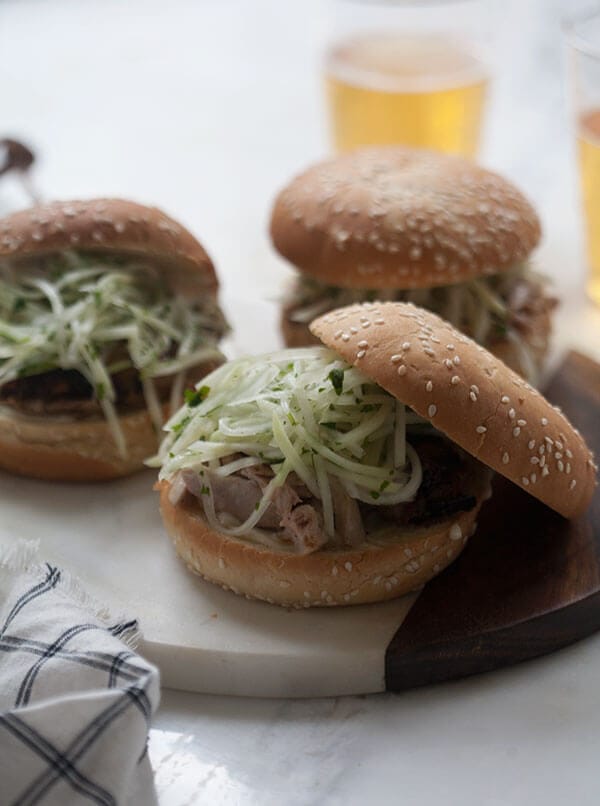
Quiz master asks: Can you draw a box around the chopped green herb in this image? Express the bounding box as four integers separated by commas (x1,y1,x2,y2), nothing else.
172,415,191,434
493,318,508,338
201,485,209,495
184,385,210,407
328,368,344,395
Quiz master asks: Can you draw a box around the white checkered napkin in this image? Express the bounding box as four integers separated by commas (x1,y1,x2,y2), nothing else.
0,541,160,805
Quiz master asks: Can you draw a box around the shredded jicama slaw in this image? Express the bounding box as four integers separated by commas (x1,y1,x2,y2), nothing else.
0,251,227,455
155,347,429,539
287,265,546,347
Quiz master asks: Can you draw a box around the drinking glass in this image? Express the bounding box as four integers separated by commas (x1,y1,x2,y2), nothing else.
565,9,600,306
323,0,491,156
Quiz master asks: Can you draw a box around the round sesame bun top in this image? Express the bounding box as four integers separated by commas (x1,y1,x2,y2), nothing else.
0,198,218,297
270,147,541,290
310,302,596,519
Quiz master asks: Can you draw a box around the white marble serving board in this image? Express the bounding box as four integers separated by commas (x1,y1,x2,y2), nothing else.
1,292,599,698
0,467,416,698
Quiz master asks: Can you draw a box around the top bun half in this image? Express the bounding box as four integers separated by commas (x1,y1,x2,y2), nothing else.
310,302,596,519
271,147,541,289
0,198,218,297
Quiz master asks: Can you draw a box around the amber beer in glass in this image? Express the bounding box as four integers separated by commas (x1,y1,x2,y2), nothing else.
323,1,490,157
578,110,600,305
566,11,600,306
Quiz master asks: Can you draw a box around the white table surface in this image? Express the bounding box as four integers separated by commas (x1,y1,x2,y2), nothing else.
2,0,600,803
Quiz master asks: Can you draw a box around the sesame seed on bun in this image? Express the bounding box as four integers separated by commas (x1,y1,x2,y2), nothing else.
310,302,596,519
270,147,541,290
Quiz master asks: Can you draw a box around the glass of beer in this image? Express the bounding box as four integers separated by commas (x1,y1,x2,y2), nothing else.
323,0,491,157
565,11,600,306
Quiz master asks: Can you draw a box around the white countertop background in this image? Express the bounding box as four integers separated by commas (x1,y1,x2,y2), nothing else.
1,0,600,803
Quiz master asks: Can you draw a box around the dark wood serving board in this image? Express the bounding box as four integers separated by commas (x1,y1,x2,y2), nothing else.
385,351,600,691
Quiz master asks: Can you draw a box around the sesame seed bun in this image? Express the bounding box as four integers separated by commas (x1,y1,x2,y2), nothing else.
0,198,218,297
0,403,162,481
158,469,489,608
270,147,541,289
310,302,596,519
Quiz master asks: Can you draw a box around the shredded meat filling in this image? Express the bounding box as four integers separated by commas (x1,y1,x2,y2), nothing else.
505,276,557,336
0,361,219,417
177,436,481,555
367,436,479,528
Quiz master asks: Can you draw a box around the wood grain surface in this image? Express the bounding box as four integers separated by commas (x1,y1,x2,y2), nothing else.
385,351,600,690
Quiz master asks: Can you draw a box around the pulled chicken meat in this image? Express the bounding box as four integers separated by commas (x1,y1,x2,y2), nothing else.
176,436,481,555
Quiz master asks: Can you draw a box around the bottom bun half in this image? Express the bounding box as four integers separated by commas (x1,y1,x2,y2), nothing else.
158,479,489,608
0,404,161,481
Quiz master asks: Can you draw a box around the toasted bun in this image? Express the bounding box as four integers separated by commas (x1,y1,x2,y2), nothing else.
270,147,541,289
158,473,488,607
0,404,163,481
311,302,596,518
0,198,217,297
